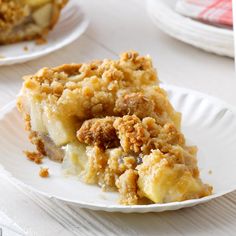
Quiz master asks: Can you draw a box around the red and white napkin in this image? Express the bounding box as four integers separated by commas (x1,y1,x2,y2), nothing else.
176,0,233,28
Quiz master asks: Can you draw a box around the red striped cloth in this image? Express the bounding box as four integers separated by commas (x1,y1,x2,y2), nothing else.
176,0,233,28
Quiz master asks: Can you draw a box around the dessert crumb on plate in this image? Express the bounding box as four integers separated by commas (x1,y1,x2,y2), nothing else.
24,150,43,164
39,167,49,178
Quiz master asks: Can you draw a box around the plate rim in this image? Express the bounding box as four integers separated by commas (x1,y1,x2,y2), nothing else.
1,83,236,212
0,0,89,66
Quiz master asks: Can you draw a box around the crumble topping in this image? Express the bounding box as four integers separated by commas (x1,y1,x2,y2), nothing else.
18,51,212,205
77,117,119,149
22,51,179,126
114,115,150,153
113,115,184,155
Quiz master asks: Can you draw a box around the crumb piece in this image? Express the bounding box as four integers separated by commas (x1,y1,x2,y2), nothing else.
28,131,46,156
77,117,119,149
23,46,28,51
39,167,49,178
113,115,149,153
116,169,138,205
24,151,43,164
34,157,43,164
114,115,185,155
36,37,47,45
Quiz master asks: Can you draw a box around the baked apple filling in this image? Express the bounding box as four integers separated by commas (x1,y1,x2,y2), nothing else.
17,51,212,205
0,0,68,44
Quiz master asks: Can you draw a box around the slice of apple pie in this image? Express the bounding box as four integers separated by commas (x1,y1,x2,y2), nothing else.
17,51,212,205
0,0,68,45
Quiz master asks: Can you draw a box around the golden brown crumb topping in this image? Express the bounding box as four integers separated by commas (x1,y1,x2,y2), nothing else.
22,51,180,124
114,115,150,153
77,117,119,149
113,115,184,155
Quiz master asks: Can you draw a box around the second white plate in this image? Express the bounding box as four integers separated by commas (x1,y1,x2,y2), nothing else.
0,0,89,66
147,0,234,58
1,84,236,213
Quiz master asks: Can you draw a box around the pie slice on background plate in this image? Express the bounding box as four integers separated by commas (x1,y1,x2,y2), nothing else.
0,0,68,45
17,51,212,205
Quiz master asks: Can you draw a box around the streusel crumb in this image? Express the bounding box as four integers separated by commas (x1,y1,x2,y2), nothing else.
113,115,184,155
24,151,43,164
77,117,119,149
114,115,150,153
39,168,49,178
28,132,46,156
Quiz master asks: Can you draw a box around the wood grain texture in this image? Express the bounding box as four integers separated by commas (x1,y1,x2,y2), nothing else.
0,0,235,235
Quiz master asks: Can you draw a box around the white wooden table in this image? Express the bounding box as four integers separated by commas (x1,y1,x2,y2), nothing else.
0,0,235,235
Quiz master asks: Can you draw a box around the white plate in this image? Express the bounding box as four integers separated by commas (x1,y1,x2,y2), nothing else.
1,84,236,213
147,0,234,58
0,0,89,66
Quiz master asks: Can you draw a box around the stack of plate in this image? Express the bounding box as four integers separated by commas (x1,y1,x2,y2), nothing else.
147,0,234,58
